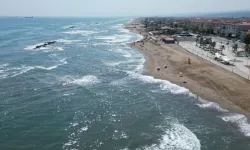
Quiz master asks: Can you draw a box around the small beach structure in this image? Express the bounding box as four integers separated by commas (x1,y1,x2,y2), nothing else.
180,31,193,37
235,49,246,57
162,37,175,44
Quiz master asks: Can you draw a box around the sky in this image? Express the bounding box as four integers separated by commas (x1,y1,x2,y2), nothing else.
1,0,250,17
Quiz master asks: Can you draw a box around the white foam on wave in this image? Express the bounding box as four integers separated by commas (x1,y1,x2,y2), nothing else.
56,39,81,44
144,123,200,150
127,71,190,95
78,126,88,133
107,34,133,43
62,30,98,36
95,36,117,40
220,113,250,137
35,65,58,70
0,65,34,79
55,47,64,51
61,75,101,86
0,58,68,79
196,101,228,112
0,63,9,68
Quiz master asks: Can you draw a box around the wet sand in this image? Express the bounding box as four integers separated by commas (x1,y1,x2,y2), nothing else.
126,20,250,120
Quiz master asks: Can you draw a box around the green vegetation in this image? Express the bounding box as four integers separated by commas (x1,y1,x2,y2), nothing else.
210,41,216,50
232,43,238,52
220,45,225,54
245,44,250,53
244,34,250,44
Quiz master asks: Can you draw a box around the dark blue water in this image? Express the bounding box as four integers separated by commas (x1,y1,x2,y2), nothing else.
0,17,250,150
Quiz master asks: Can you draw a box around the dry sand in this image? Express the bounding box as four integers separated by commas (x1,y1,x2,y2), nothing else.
126,21,250,120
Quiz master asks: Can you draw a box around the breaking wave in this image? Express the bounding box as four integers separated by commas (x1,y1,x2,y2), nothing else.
143,123,200,150
196,99,228,112
220,113,250,137
127,71,190,95
62,30,98,36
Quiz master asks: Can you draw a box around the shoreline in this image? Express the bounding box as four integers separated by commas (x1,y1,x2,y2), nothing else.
125,20,250,123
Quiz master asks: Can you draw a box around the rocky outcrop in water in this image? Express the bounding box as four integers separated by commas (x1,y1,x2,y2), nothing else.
34,41,56,50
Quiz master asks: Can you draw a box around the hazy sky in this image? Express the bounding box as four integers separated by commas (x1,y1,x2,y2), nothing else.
1,0,250,17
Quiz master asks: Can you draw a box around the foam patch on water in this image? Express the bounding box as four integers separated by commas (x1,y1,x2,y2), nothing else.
127,71,190,95
144,123,201,150
62,75,101,86
220,113,250,137
62,30,98,36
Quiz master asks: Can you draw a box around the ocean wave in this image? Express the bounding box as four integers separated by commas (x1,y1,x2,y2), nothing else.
95,34,132,43
61,75,101,86
56,39,81,44
107,34,133,43
62,30,98,36
55,47,64,51
220,113,250,137
0,63,9,68
143,123,200,150
0,65,34,79
127,72,190,95
0,59,68,79
34,65,58,70
95,36,117,40
196,100,228,112
24,43,46,50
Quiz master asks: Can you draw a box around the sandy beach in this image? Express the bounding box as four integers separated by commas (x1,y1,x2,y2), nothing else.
126,20,250,120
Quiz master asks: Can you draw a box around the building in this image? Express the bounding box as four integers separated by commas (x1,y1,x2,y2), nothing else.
162,37,175,44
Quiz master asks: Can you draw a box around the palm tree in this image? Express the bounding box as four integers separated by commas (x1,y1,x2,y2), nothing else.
195,37,199,46
220,45,225,54
199,37,204,48
232,43,238,52
245,44,250,55
210,42,216,51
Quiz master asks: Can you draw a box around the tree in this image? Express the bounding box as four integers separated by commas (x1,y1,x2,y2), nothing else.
228,33,232,39
220,45,225,54
232,43,238,52
245,44,250,53
201,27,207,35
207,28,214,35
196,37,199,46
244,34,250,44
183,25,189,31
192,26,199,33
199,37,204,47
210,42,216,50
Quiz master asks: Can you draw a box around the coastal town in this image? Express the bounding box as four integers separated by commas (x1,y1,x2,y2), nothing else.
133,17,250,79
127,17,250,122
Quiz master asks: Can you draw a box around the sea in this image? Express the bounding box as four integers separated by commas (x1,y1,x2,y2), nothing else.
0,17,250,150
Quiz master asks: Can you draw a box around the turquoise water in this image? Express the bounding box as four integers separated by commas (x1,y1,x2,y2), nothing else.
0,17,250,150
